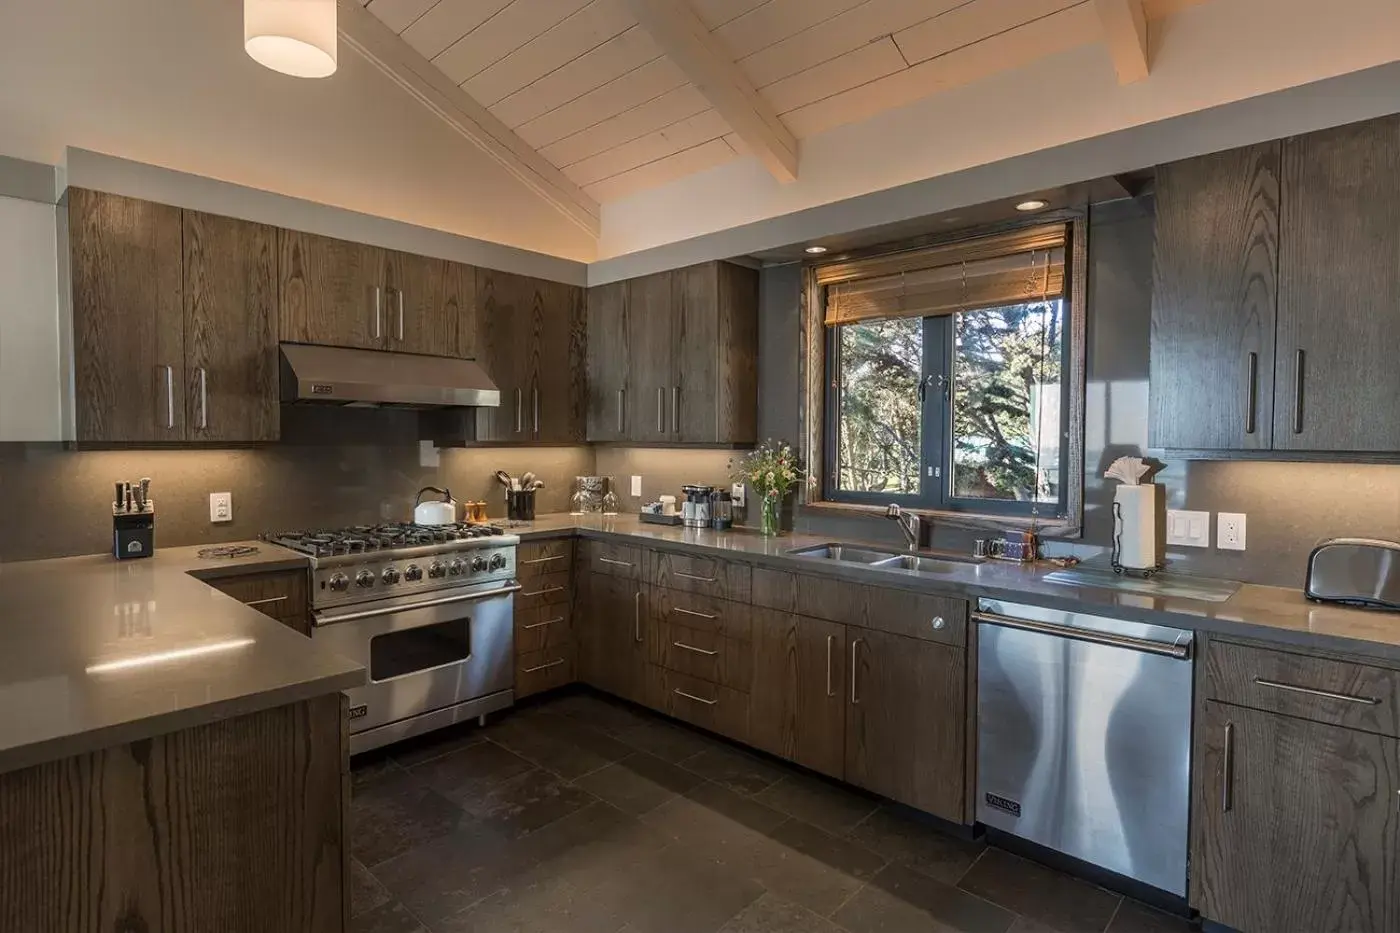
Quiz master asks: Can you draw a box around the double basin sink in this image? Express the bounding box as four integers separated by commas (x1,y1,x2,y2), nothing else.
788,544,983,576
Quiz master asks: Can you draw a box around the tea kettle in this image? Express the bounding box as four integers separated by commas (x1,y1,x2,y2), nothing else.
413,486,457,525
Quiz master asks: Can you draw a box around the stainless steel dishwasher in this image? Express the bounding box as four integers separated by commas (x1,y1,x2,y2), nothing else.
974,598,1194,897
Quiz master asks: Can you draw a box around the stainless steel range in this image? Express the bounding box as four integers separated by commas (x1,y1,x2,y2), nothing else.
267,523,520,754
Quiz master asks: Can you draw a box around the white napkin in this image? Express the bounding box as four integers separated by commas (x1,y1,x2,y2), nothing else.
1105,457,1151,486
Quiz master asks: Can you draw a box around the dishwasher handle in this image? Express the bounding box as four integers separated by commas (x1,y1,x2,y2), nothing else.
973,611,1192,660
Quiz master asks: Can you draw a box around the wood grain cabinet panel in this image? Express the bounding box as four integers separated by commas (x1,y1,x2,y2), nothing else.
627,271,675,442
205,569,310,634
533,277,587,444
654,667,749,742
279,229,386,350
752,567,798,613
649,550,752,601
650,587,752,641
183,210,279,443
517,570,572,611
1150,143,1279,451
650,619,752,692
517,539,574,580
1276,114,1400,453
515,604,573,655
581,540,642,579
586,281,630,441
69,189,185,443
748,609,847,780
383,249,467,357
1193,699,1400,933
863,588,967,648
845,629,965,821
577,573,649,706
517,648,575,698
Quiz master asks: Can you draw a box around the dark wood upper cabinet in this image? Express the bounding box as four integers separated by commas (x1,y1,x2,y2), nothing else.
627,271,675,442
383,249,469,357
184,210,279,443
747,608,847,781
1151,142,1279,451
69,189,185,443
278,230,385,350
585,281,629,442
533,277,587,444
1275,115,1400,453
472,268,519,443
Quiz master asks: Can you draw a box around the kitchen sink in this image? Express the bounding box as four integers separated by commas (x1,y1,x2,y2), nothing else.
870,554,976,574
787,544,903,564
789,543,983,573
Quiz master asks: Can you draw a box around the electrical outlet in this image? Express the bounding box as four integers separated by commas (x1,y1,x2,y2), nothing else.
731,483,746,508
1166,509,1210,547
631,475,642,497
209,492,232,524
1218,512,1247,551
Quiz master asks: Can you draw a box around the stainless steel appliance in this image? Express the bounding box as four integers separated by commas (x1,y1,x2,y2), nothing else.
974,598,1194,897
1305,538,1400,610
279,343,500,408
267,522,519,753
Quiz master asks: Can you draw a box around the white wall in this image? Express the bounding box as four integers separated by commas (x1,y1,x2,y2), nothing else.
0,0,597,262
595,0,1400,261
0,197,61,441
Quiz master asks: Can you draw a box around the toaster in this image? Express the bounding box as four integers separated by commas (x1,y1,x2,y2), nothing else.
1305,538,1400,610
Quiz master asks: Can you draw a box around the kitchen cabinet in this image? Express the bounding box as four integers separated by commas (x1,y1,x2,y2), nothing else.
205,568,310,635
748,608,847,780
586,261,758,444
279,229,469,358
515,539,576,698
845,629,966,821
577,572,649,706
1194,699,1400,933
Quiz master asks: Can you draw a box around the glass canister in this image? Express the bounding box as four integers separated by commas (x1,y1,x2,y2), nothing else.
711,491,733,530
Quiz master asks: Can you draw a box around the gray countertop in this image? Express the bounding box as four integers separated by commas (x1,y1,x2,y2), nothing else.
513,514,1400,665
0,542,363,775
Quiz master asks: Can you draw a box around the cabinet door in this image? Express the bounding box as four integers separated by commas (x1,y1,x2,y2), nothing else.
1194,700,1400,933
473,268,521,442
674,262,759,444
532,279,586,443
279,230,386,350
586,281,629,441
69,189,184,443
748,609,846,780
383,250,466,357
845,629,965,821
184,210,279,442
578,573,647,705
626,271,675,441
1150,143,1279,451
1275,115,1400,452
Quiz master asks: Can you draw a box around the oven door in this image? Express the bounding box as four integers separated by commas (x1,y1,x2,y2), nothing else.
312,583,518,736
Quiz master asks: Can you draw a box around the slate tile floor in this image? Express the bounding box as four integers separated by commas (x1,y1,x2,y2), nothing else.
350,691,1196,933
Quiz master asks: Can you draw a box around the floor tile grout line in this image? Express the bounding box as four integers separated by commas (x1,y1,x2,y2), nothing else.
824,878,869,922
952,844,989,888
1101,893,1125,933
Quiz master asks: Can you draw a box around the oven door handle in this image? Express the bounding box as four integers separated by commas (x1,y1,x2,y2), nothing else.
314,584,521,626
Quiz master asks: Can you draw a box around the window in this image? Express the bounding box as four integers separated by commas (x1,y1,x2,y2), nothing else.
821,224,1072,519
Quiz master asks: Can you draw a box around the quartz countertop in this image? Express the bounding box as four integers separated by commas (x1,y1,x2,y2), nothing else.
512,514,1400,664
0,542,363,775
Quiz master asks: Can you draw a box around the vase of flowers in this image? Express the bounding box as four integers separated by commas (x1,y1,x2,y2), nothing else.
732,440,806,536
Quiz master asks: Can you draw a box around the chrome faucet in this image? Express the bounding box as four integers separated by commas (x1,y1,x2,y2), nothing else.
885,504,931,551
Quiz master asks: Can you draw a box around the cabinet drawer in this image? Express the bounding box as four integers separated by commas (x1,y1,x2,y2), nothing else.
517,539,574,581
650,550,751,601
651,620,752,692
517,571,571,610
582,540,641,579
795,575,867,628
207,569,308,623
516,647,575,698
1205,639,1400,738
752,567,797,612
651,667,749,742
515,604,573,654
650,588,752,641
864,588,967,648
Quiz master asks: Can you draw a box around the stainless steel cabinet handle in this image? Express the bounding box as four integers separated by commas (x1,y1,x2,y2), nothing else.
163,365,175,429
850,638,863,704
1245,351,1258,435
524,616,564,630
396,289,404,341
657,387,664,433
674,688,716,706
315,583,521,626
373,286,382,339
672,641,717,657
972,611,1192,660
243,595,288,607
673,607,717,621
599,557,633,568
634,591,642,642
1222,720,1234,813
1253,677,1380,705
521,555,565,565
826,634,835,697
616,389,625,433
198,367,208,430
671,386,679,432
1292,348,1305,434
522,585,565,598
523,658,566,674
515,388,523,433
533,387,539,436
674,571,717,583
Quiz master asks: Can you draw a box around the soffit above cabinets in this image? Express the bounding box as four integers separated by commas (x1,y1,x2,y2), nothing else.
358,0,1209,208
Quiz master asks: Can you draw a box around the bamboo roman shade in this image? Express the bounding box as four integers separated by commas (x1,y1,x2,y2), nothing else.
821,223,1067,326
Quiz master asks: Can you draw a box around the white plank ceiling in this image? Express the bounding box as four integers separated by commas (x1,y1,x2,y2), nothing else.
362,0,1211,203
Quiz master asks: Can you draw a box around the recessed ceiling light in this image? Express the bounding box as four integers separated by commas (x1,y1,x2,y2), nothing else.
805,246,828,254
1015,199,1050,212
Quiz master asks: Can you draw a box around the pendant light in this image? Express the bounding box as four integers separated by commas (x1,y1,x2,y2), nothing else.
245,0,337,78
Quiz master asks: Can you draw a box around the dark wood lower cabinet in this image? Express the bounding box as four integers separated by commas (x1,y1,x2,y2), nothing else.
578,573,648,706
1194,699,1400,933
845,630,966,821
748,608,847,780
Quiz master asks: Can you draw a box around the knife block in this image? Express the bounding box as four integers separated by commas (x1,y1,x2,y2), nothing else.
113,507,155,560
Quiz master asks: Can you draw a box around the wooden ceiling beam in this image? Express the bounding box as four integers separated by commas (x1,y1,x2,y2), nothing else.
622,0,799,183
337,0,601,237
1095,0,1150,84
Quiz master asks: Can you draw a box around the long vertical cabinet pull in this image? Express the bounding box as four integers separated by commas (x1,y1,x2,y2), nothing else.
1292,349,1306,434
533,387,540,436
1244,352,1257,435
396,289,405,341
373,287,382,340
634,591,642,642
616,389,625,434
515,389,523,434
657,387,665,433
850,639,863,704
826,634,835,697
671,387,679,435
198,367,209,430
1221,720,1235,812
163,365,175,430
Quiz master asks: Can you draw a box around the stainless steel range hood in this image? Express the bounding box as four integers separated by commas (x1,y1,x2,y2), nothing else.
280,344,501,409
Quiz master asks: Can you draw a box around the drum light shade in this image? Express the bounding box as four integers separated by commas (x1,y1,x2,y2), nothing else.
245,0,337,78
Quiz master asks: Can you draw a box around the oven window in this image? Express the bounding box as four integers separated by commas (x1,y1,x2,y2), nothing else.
369,619,471,681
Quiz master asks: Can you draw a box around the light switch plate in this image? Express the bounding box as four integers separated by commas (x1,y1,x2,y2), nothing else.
1218,512,1247,551
209,492,232,523
631,475,642,497
418,439,440,468
1166,509,1210,548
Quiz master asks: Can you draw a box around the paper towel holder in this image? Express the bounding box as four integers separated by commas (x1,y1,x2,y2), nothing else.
1111,499,1165,577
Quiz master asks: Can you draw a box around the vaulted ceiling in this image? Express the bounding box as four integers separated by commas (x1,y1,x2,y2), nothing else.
352,0,1205,226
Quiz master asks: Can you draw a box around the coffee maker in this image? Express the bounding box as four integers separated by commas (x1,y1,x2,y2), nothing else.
681,485,715,528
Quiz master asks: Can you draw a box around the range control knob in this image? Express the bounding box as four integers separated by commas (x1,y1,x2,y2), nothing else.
428,561,447,579
328,572,350,592
382,567,402,585
355,570,375,588
448,558,466,576
489,553,508,571
471,555,488,573
404,564,423,582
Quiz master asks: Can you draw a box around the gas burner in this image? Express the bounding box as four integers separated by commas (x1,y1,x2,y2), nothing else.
265,522,510,559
